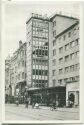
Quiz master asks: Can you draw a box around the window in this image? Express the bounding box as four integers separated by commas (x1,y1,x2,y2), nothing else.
68,32,71,37
75,63,79,70
70,65,74,72
75,51,79,57
75,38,79,45
53,39,56,46
59,69,63,74
36,70,38,75
42,70,45,75
58,79,63,85
70,53,74,59
73,28,76,35
39,70,41,75
59,37,61,41
53,49,56,56
53,79,56,87
59,47,63,53
22,72,24,79
70,77,75,82
33,69,35,75
65,67,69,73
25,62,26,67
52,59,56,66
22,60,24,66
75,76,79,81
53,21,56,27
65,55,69,62
25,73,26,78
33,59,35,64
53,30,56,37
52,70,56,76
18,74,20,80
63,35,66,40
39,49,41,55
65,43,69,51
70,41,75,48
42,50,44,56
45,70,48,76
59,58,63,64
45,50,48,56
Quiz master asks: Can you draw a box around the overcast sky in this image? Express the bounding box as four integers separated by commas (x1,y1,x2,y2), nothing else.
3,1,80,59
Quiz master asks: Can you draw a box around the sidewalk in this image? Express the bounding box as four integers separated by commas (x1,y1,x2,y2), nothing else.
5,103,79,113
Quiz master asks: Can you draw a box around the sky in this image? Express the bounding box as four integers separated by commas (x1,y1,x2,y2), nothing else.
2,1,80,59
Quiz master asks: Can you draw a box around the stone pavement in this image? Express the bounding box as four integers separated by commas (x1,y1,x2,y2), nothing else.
5,104,79,121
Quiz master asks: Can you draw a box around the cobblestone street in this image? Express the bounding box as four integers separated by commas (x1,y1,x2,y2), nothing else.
5,104,79,120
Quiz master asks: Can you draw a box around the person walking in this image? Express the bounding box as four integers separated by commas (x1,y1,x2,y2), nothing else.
25,98,29,108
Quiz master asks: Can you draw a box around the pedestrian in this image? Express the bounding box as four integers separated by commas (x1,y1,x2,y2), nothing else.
32,102,35,109
52,100,56,109
25,98,29,108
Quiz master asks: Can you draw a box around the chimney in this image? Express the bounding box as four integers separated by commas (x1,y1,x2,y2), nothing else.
19,40,22,48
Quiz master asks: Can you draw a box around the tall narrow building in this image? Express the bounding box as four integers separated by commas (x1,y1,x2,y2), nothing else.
26,13,49,89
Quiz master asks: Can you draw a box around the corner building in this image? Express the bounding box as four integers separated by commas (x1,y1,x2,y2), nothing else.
26,14,49,89
49,14,79,107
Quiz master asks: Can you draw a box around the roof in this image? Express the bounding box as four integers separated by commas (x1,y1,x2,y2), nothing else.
26,16,50,24
55,21,79,39
50,13,79,21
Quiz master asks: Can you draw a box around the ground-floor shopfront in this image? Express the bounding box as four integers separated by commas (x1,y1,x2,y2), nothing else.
66,82,79,107
27,86,66,107
15,81,27,103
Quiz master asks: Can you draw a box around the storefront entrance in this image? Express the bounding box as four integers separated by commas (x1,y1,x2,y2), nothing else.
27,86,66,107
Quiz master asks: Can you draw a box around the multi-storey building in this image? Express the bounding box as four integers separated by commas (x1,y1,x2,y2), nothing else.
49,14,79,106
5,56,11,98
26,13,49,89
5,41,27,101
5,13,80,107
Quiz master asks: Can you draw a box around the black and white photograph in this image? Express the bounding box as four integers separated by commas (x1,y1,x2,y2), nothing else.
3,1,80,121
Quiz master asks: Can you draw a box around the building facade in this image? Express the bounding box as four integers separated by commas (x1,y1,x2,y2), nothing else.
5,56,11,101
49,14,79,107
5,41,27,103
26,13,49,89
5,13,80,107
